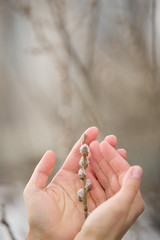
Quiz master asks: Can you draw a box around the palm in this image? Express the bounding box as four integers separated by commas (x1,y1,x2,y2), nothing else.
26,161,100,240
45,169,97,239
27,172,82,239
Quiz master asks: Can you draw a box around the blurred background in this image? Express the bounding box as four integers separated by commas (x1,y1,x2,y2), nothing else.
0,0,160,239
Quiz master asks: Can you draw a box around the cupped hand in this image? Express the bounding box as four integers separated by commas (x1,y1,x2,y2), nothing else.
25,127,121,240
75,165,144,240
88,139,145,219
75,138,145,240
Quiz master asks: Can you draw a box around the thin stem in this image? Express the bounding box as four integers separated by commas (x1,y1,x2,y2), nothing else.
82,134,88,219
82,134,86,145
151,0,158,89
83,156,88,219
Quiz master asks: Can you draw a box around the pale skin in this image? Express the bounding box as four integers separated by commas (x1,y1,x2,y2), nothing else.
24,127,145,240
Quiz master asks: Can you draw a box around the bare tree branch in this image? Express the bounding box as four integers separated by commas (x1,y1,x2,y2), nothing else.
86,0,100,77
8,0,102,129
47,0,102,128
151,0,158,88
47,0,90,79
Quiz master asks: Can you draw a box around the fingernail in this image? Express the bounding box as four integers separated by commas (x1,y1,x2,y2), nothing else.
132,167,143,180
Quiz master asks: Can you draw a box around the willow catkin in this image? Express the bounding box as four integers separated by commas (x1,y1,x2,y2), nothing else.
77,134,92,220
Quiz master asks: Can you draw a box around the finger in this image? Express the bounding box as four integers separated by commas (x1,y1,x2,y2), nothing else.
89,141,115,178
105,135,117,148
87,169,106,207
88,153,113,199
119,166,143,207
100,141,130,177
62,127,98,173
105,136,127,159
27,150,56,189
117,148,127,160
89,140,118,195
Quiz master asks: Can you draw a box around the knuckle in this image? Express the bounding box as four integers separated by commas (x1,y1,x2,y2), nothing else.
136,192,146,214
129,184,138,196
138,199,145,214
96,198,106,206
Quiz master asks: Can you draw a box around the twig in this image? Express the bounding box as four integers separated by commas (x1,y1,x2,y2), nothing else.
9,0,102,128
151,0,158,88
82,134,86,145
78,134,92,220
1,204,16,240
86,0,100,76
83,156,88,218
47,0,102,128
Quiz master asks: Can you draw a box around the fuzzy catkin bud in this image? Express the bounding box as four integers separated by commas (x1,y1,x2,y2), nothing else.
80,144,90,156
78,168,86,180
77,188,84,202
79,157,89,168
84,206,88,212
85,179,92,192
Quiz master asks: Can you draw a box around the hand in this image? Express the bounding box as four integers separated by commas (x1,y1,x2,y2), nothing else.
75,139,145,240
24,127,99,240
24,127,120,240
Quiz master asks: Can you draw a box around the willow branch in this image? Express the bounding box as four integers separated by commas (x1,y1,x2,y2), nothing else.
78,134,92,220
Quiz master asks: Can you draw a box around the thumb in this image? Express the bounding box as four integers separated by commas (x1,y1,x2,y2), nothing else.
27,150,56,189
119,166,143,207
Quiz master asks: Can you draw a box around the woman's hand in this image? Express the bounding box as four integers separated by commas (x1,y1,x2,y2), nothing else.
75,139,145,240
75,165,145,240
24,127,99,240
